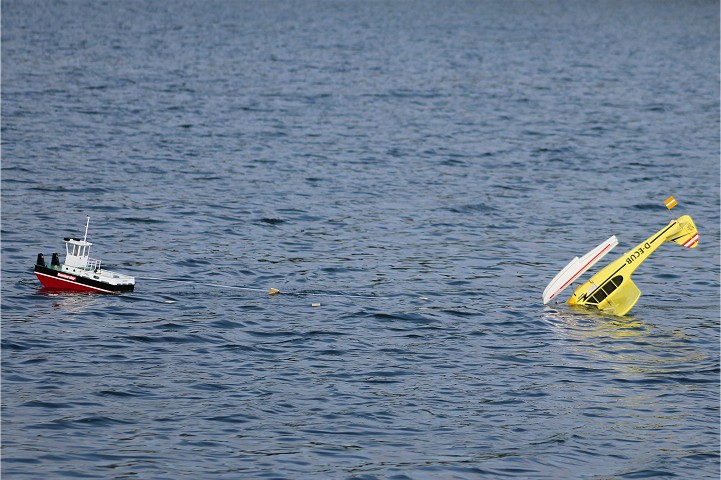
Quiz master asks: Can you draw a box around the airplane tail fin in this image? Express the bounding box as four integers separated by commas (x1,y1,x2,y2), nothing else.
668,215,699,249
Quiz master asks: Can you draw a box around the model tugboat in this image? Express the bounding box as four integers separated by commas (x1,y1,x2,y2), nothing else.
34,217,135,293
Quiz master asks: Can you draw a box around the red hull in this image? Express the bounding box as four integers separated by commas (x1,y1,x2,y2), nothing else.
35,271,113,293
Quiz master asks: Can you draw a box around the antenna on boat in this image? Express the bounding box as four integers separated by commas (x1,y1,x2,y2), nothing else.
83,216,90,242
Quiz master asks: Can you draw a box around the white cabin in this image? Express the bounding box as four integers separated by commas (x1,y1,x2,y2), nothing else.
63,237,101,270
62,217,101,271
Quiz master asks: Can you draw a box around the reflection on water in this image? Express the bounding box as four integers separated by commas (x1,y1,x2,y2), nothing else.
542,305,707,376
542,305,649,339
38,289,99,314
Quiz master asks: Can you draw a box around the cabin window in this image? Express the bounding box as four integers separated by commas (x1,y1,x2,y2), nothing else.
587,276,623,305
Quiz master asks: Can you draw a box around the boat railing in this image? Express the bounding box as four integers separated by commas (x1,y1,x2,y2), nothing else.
86,258,102,271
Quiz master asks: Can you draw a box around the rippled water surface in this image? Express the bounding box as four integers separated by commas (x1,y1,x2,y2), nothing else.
2,1,719,478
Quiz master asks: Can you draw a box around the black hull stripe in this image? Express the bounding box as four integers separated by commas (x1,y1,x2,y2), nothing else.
34,265,134,292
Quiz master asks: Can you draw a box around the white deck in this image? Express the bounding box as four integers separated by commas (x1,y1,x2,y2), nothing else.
60,264,135,286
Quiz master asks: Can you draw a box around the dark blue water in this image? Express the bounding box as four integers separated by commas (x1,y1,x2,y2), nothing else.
2,1,719,478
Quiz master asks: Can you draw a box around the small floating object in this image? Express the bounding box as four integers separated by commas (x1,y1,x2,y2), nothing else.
311,303,321,307
34,217,135,293
544,198,699,316
664,195,679,210
268,288,280,295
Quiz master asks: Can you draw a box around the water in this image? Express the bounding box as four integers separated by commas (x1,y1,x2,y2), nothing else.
2,1,719,478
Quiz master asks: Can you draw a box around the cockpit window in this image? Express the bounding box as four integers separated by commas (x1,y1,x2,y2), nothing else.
587,276,623,305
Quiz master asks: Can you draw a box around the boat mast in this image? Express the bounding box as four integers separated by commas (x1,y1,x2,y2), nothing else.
83,216,90,243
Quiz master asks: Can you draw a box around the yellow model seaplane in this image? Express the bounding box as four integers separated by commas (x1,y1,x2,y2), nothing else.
543,197,699,316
